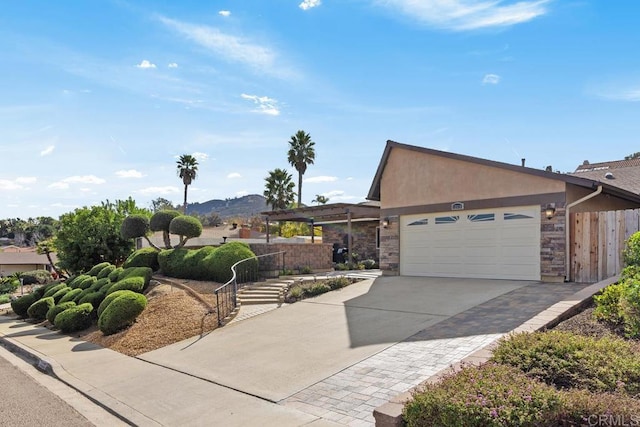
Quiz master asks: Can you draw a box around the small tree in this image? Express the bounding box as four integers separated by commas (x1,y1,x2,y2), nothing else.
176,154,199,213
169,216,203,249
287,130,316,207
312,194,329,205
150,210,182,249
120,215,161,250
264,168,296,211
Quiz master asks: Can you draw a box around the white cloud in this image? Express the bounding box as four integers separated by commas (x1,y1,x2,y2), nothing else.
227,172,242,179
0,180,23,190
240,93,280,116
219,10,231,17
49,175,106,190
592,85,640,102
48,182,69,190
136,59,157,69
300,0,321,10
15,177,37,184
115,169,144,178
305,176,338,183
192,152,209,161
168,62,179,68
40,145,55,156
482,73,501,84
376,0,549,31
136,186,180,195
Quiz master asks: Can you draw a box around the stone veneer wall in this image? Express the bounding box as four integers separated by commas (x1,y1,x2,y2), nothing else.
321,221,379,262
540,205,566,282
378,218,399,275
249,243,333,274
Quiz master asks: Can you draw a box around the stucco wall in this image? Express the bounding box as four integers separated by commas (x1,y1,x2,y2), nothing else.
380,149,565,209
566,184,640,213
321,222,379,262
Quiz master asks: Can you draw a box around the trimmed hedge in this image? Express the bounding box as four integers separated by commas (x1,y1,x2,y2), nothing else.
98,292,147,335
169,215,203,239
120,214,150,240
59,288,83,304
123,248,160,271
79,291,105,308
68,274,91,289
209,242,257,283
27,297,55,321
108,267,123,282
87,262,112,277
43,283,66,298
20,270,53,285
119,267,152,289
150,210,181,232
96,264,116,280
54,303,94,333
11,294,38,317
76,276,97,290
51,286,72,303
106,277,145,295
97,290,132,318
46,301,76,324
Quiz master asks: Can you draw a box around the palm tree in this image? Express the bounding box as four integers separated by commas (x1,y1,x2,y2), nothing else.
287,130,315,207
264,168,296,211
312,194,329,205
176,154,199,213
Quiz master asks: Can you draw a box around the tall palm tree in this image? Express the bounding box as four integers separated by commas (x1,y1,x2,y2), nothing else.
176,154,199,213
312,194,329,205
287,130,315,207
264,168,296,211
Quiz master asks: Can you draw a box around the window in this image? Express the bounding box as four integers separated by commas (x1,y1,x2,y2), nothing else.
435,216,460,225
408,218,428,226
504,213,534,221
468,213,495,222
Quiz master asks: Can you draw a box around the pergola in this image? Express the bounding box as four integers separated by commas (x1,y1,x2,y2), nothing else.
261,202,380,264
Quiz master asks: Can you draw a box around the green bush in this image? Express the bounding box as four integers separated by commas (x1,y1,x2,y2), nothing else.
299,266,313,274
169,215,203,239
326,277,351,290
32,283,52,300
20,270,53,285
54,303,94,333
68,274,91,289
108,267,123,282
361,259,378,269
79,291,105,308
158,247,216,280
46,301,76,324
87,262,113,277
287,285,304,300
90,278,111,292
558,389,640,424
123,248,160,271
77,275,97,290
106,277,145,295
59,288,83,304
620,279,640,337
50,286,71,303
43,283,66,298
120,214,150,239
97,290,132,318
491,331,640,396
118,267,152,289
11,293,38,317
594,282,625,325
98,292,147,335
304,282,331,297
209,242,257,283
403,363,561,427
27,297,55,321
0,279,19,294
96,264,116,280
150,210,181,232
0,294,10,304
623,231,640,267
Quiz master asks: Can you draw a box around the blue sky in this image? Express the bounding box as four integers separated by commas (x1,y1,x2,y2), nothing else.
1,1,639,219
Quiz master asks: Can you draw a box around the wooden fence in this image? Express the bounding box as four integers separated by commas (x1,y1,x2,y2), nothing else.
570,209,640,283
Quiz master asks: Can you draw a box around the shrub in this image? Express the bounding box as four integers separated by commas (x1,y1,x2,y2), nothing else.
97,290,132,318
158,246,220,281
287,285,304,300
76,275,97,290
123,248,160,271
169,215,203,239
0,295,10,304
108,267,123,282
119,267,152,289
299,266,313,274
106,277,145,295
623,231,640,267
403,363,561,427
491,331,640,396
51,286,71,303
11,293,38,317
32,283,52,300
558,389,640,424
54,303,94,333
46,301,76,324
86,262,113,277
304,282,330,297
43,283,66,298
98,292,147,335
68,274,91,289
27,297,55,321
620,279,640,337
361,259,378,269
96,264,116,280
59,288,83,304
334,263,349,271
79,291,105,308
620,264,640,281
0,279,19,294
20,270,53,285
120,214,150,239
326,277,351,290
90,278,111,292
209,242,257,283
594,282,625,325
150,210,181,232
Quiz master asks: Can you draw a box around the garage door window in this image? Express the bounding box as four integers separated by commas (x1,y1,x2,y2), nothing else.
468,213,495,222
504,213,534,221
435,216,459,224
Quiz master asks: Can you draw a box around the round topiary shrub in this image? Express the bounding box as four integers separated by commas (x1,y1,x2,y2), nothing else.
59,288,83,304
79,291,105,309
46,301,76,324
43,283,66,298
108,267,124,282
210,241,258,283
150,210,182,232
96,264,116,280
11,294,38,318
106,276,145,295
51,286,71,303
90,278,111,292
169,215,203,239
87,262,113,277
68,274,91,289
77,276,97,290
20,270,54,285
121,214,150,239
27,297,55,320
119,267,152,289
54,303,94,333
97,290,133,318
624,231,640,267
123,248,160,271
98,292,147,335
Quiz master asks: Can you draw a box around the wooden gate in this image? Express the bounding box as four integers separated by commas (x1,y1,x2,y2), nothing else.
570,209,640,283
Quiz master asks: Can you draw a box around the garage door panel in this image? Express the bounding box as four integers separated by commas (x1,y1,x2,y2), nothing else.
400,206,541,280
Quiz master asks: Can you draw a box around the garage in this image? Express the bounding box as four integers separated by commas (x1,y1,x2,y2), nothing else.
400,206,541,280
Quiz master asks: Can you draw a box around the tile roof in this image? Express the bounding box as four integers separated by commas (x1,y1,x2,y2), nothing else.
571,158,640,194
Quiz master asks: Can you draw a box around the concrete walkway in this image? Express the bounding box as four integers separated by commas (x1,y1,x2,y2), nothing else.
0,276,598,426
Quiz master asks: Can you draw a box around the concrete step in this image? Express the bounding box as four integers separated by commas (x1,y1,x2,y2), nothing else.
238,298,282,305
240,293,281,299
242,285,286,292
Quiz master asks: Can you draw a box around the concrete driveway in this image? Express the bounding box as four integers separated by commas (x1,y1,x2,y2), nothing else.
138,276,534,403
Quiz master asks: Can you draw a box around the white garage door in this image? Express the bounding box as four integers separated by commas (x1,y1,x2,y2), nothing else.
400,206,541,280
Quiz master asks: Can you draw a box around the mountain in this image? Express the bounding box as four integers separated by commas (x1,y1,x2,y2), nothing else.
186,194,269,219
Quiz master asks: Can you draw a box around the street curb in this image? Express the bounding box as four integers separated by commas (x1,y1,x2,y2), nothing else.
0,327,161,427
372,276,620,427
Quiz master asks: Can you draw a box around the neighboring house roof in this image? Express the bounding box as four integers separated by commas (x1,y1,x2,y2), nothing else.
571,158,640,194
367,140,640,203
261,202,380,223
0,252,57,266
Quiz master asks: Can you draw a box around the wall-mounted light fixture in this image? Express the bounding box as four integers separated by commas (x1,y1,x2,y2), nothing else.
382,217,390,228
545,204,556,220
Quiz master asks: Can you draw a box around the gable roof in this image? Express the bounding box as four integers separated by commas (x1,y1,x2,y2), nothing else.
261,202,380,222
0,252,57,266
367,140,640,203
571,158,640,194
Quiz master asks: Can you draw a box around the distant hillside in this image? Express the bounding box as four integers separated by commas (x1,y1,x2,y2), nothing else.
186,194,269,219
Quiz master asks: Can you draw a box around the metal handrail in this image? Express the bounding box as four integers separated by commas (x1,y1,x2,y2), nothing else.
214,251,286,326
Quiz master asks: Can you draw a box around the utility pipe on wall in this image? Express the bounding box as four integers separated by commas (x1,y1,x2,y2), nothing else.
565,185,603,281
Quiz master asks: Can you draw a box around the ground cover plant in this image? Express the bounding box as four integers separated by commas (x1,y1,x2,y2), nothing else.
284,276,358,302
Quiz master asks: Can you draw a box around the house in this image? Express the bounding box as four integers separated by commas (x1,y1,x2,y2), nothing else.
0,252,57,276
368,141,640,282
571,158,640,194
